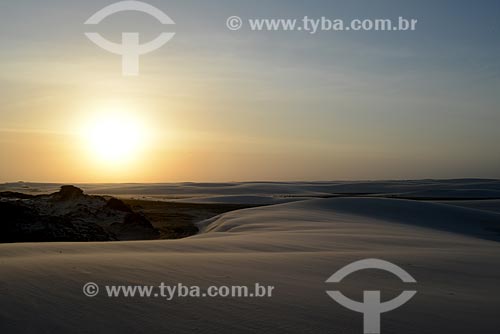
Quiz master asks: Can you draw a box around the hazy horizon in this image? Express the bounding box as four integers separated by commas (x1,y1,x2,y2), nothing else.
2,177,499,186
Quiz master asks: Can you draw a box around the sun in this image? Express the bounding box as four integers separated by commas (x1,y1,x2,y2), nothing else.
82,111,147,165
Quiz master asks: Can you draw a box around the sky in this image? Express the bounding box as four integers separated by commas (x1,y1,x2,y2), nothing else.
0,0,499,182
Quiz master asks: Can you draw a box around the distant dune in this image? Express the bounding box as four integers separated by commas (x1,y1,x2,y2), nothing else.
2,179,500,200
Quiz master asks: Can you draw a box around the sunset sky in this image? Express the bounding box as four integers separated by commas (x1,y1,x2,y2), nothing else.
1,0,499,182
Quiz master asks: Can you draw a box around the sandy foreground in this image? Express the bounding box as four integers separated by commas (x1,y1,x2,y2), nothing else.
1,180,500,333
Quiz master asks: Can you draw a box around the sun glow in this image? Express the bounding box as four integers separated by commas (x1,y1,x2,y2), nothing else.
82,107,148,165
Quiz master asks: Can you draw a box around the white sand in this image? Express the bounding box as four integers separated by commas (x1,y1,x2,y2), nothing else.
1,192,500,333
4,179,500,200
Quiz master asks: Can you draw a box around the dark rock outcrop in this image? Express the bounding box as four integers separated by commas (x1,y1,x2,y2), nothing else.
52,185,84,201
0,201,114,243
0,186,159,243
106,198,133,213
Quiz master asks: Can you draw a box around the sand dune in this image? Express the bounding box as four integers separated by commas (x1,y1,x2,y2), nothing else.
3,179,500,200
1,193,499,333
167,195,308,205
440,199,500,213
